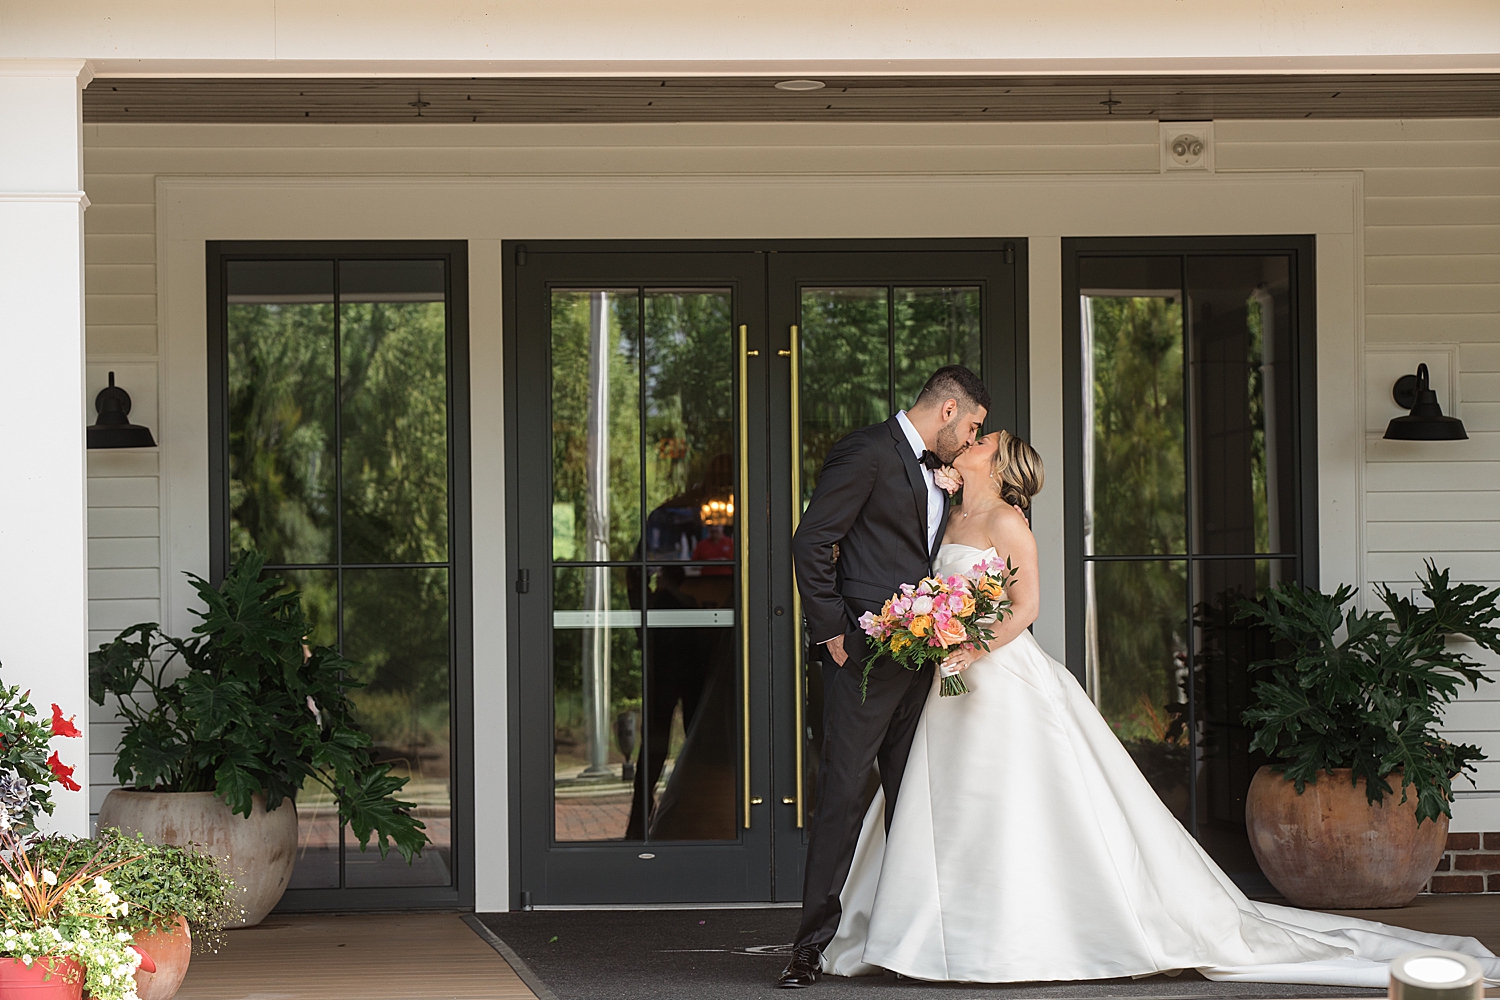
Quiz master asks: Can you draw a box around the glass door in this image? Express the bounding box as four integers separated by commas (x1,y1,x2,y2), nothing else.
508,242,1024,906
511,251,773,903
765,249,1024,900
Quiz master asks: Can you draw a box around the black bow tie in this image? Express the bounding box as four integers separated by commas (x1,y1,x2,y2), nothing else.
919,450,943,471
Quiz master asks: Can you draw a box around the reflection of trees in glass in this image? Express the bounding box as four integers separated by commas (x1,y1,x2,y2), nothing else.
645,293,734,559
551,293,641,561
341,302,449,564
800,290,889,507
1088,297,1187,739
1094,560,1188,739
1244,295,1270,554
228,303,336,563
1090,297,1184,555
343,568,451,767
894,287,981,408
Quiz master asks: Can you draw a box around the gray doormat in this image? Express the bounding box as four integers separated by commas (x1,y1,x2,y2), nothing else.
469,909,1383,1000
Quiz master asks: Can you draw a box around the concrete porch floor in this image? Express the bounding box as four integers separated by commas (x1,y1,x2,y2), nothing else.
172,897,1500,1000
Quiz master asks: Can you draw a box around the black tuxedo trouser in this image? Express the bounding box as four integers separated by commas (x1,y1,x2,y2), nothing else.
795,651,934,952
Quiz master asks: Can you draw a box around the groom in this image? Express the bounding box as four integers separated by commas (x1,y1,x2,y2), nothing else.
779,365,990,988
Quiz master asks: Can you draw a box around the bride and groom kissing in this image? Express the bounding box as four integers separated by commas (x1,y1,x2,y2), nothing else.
777,365,1499,989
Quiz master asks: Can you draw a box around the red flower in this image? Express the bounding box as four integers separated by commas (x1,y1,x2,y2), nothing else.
47,752,81,792
50,704,82,739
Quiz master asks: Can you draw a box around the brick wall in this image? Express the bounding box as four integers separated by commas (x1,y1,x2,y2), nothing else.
1427,833,1500,894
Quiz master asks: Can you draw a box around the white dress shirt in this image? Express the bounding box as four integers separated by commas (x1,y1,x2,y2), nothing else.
895,410,945,555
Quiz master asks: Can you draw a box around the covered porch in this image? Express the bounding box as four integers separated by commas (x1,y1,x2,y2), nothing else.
174,899,1500,1000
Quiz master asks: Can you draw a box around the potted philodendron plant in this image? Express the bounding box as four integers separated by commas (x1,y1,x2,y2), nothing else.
89,551,429,926
36,831,237,1000
1237,563,1500,908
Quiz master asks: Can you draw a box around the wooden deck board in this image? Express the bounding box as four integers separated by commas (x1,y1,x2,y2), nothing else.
1326,895,1500,954
174,913,537,1000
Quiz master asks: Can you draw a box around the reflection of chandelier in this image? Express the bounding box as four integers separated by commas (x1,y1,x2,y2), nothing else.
700,498,735,526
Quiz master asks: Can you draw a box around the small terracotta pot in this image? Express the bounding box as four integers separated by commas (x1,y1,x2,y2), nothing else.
1246,765,1448,908
133,914,192,1000
0,956,85,999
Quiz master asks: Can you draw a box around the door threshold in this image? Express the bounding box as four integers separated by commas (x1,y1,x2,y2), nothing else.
530,902,800,911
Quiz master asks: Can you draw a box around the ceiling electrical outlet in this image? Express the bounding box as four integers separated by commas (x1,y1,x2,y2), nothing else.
1161,122,1214,172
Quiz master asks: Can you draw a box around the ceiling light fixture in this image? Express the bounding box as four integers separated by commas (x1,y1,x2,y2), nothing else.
774,79,826,92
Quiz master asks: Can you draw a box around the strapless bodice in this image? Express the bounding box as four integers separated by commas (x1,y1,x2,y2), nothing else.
932,543,997,579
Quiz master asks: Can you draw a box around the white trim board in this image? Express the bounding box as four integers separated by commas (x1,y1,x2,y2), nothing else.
157,168,1366,909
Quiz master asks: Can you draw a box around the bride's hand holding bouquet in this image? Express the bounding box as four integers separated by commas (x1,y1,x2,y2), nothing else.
856,557,1017,699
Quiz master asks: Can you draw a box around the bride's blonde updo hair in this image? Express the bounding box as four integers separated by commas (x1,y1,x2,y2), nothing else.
989,430,1045,510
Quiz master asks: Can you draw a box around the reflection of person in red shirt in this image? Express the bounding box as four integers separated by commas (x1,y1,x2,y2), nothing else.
692,523,735,575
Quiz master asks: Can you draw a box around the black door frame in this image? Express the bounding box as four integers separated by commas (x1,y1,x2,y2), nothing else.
503,239,1028,908
206,239,475,912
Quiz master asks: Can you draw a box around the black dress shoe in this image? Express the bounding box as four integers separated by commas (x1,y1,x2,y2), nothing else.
777,944,823,988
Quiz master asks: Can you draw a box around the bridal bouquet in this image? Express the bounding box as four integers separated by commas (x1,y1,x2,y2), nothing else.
857,558,1017,698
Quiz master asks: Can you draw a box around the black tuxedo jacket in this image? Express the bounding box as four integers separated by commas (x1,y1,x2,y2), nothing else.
792,415,950,658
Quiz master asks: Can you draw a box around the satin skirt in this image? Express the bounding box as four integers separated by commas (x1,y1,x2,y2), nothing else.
821,591,1498,987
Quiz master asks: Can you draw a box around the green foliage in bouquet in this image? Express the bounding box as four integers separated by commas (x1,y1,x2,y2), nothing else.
89,551,428,861
34,830,239,953
1237,562,1500,824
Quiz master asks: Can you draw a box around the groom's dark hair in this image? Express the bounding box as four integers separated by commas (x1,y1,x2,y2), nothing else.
913,365,990,414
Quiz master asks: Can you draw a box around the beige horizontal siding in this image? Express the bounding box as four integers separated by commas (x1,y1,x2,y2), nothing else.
80,115,1500,809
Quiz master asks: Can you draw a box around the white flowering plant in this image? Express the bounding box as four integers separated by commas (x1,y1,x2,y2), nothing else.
0,830,144,1000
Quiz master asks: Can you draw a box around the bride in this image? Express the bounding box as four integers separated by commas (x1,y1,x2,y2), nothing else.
821,430,1499,987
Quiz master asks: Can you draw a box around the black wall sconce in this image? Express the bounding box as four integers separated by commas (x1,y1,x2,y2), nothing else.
87,372,157,449
1384,363,1467,441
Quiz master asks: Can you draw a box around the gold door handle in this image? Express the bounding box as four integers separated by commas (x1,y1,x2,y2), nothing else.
739,324,753,829
788,324,805,829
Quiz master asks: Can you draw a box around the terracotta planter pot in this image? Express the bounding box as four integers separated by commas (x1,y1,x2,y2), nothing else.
97,789,298,927
133,914,192,1000
0,956,84,998
1246,765,1448,908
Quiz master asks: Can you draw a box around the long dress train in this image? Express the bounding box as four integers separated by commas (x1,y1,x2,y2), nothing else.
821,543,1500,988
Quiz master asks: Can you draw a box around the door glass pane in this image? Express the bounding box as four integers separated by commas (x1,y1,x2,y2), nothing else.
341,567,452,887
643,291,735,562
1081,288,1186,557
798,288,889,507
226,260,336,564
339,261,449,565
551,290,642,563
1087,559,1190,824
1193,557,1294,887
553,567,640,842
893,287,982,408
1187,257,1295,556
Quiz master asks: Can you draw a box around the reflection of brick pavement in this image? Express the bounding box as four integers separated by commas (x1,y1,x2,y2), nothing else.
555,793,632,841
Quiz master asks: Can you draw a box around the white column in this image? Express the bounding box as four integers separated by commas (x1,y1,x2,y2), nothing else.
0,60,92,836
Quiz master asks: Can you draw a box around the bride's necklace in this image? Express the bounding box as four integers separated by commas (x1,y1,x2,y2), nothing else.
960,499,1006,519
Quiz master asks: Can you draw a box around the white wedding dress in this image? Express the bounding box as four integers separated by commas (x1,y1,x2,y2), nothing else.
822,543,1500,987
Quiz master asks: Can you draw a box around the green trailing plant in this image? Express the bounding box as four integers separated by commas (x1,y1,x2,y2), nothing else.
1237,562,1500,824
34,830,239,953
89,550,427,861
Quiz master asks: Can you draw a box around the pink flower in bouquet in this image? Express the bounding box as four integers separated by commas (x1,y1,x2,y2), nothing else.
934,615,968,648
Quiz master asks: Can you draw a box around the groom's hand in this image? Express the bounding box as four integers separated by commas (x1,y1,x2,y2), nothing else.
822,635,849,666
